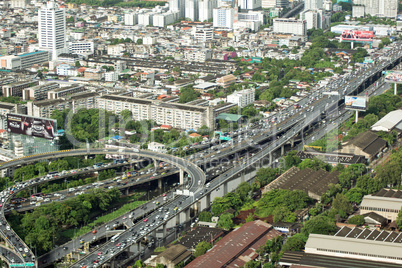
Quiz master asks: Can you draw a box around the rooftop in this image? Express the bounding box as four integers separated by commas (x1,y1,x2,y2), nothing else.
371,110,402,132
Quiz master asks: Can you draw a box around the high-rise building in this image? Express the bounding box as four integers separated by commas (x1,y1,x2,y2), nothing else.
38,1,67,60
213,7,235,28
301,9,330,30
239,0,262,10
199,0,218,22
185,0,199,21
276,0,289,8
304,0,323,10
353,0,397,18
261,0,276,8
169,0,185,18
273,18,307,36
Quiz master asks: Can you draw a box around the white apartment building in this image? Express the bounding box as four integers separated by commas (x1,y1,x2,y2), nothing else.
97,95,214,130
124,13,138,26
353,0,397,18
0,51,49,70
239,0,262,10
301,9,330,30
184,49,212,62
38,1,68,60
105,72,118,82
304,0,323,10
352,5,365,18
193,27,214,42
276,0,288,8
213,7,235,28
185,0,199,21
138,13,153,26
68,41,94,55
235,11,264,30
273,18,307,36
56,64,78,77
199,0,218,22
261,0,276,8
227,88,255,108
169,0,185,18
153,11,178,27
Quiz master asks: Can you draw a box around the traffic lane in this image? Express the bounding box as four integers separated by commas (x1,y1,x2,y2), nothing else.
38,191,177,265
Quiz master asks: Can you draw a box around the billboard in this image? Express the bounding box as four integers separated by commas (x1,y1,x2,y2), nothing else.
7,114,56,140
383,71,402,84
341,30,373,42
345,96,367,111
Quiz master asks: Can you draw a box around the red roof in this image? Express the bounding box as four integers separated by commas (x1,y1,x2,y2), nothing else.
0,129,6,133
186,220,282,268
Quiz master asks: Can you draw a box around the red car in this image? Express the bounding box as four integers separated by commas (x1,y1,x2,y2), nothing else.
98,252,102,256
162,193,167,197
144,218,148,222
116,243,121,247
93,260,99,264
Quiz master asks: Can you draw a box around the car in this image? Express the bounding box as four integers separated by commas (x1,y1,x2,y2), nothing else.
63,247,68,250
144,218,148,222
116,243,121,247
92,230,97,234
162,193,167,197
98,252,102,256
93,260,99,264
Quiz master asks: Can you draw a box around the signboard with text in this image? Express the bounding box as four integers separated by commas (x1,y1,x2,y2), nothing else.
341,30,373,42
7,113,56,140
345,96,367,111
383,70,402,84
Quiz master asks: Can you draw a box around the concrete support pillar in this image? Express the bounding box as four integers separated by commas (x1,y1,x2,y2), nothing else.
281,145,285,156
290,137,295,148
185,208,190,221
125,188,129,196
223,181,228,195
355,110,359,124
153,159,159,169
241,171,245,182
206,193,211,207
158,178,162,189
395,83,397,95
32,185,37,194
152,229,156,238
193,201,198,214
176,213,180,225
137,242,141,252
179,169,184,185
163,223,167,238
269,152,272,166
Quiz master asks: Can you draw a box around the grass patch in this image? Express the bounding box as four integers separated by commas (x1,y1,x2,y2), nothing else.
62,193,146,239
154,246,166,253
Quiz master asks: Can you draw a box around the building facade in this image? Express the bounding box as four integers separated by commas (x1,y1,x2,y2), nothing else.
38,1,68,60
227,88,255,107
273,18,307,36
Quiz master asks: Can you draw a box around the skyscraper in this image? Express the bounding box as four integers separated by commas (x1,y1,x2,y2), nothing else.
304,0,323,10
38,1,67,60
199,0,218,22
169,0,185,18
239,0,262,10
185,0,199,21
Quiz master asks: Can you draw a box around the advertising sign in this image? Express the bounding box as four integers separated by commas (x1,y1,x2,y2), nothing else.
397,15,402,21
383,71,402,84
7,114,56,140
345,96,367,111
341,30,373,42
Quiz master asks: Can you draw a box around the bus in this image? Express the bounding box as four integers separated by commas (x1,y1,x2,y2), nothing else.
110,234,120,242
31,193,45,200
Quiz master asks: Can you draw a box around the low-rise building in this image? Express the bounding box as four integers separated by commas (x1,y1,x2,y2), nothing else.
147,141,166,153
359,189,402,222
226,88,255,108
2,80,39,97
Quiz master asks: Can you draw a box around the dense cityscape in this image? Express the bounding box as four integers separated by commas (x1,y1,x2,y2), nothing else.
0,0,401,267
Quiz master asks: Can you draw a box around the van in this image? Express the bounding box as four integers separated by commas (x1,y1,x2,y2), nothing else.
206,183,210,188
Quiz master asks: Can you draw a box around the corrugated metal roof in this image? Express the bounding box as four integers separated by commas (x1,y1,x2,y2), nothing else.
371,110,402,132
360,195,402,211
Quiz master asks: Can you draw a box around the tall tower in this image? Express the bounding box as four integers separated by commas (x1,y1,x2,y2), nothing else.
38,1,67,60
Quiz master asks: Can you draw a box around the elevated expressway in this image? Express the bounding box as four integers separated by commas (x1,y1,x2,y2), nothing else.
0,149,205,268
0,42,401,267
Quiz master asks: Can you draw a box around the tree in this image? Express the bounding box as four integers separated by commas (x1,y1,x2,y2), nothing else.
134,260,145,267
235,181,251,201
302,215,336,235
136,38,143,45
348,215,365,226
217,213,234,230
284,151,301,170
75,61,81,67
256,167,278,186
179,86,199,103
332,193,352,215
245,213,255,222
194,241,212,257
281,233,307,252
396,209,402,231
345,188,364,204
198,211,212,222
